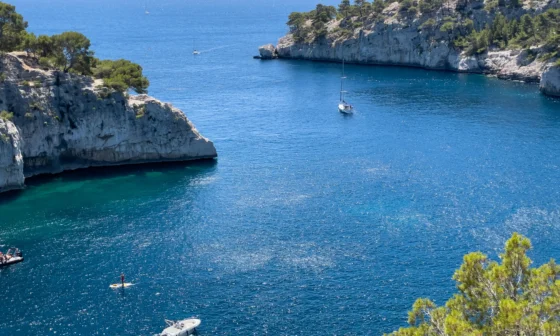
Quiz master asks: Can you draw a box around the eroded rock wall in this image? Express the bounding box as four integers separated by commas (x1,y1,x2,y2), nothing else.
264,0,560,97
0,53,217,192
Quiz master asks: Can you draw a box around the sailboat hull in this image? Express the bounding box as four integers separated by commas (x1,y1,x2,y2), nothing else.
338,103,353,114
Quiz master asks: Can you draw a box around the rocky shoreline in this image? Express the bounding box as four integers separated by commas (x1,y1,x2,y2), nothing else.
259,1,560,97
0,53,217,193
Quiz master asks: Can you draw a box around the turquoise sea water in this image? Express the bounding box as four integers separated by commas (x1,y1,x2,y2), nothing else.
2,0,560,335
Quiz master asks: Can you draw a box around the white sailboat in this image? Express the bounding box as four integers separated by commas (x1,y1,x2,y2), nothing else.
338,59,354,114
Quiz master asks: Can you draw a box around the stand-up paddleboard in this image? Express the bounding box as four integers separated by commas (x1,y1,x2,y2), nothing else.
110,283,134,289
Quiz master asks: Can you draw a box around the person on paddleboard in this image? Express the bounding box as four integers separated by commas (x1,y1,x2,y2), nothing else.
121,273,125,287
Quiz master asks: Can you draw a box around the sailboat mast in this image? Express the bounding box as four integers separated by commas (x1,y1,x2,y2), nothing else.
340,59,345,102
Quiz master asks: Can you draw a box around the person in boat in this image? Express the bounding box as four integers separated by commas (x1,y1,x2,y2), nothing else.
0,252,4,263
15,248,22,257
5,249,12,259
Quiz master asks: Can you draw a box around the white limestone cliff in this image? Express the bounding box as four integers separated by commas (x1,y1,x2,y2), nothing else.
262,0,560,97
540,65,560,96
0,53,217,192
0,119,24,192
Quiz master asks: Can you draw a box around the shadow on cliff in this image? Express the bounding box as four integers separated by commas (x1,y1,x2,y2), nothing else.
0,160,218,205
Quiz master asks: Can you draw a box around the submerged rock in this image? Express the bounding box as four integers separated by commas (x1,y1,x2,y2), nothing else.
0,53,217,192
258,44,278,60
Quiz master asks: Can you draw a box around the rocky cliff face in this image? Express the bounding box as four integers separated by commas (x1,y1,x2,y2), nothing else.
262,0,560,97
0,53,217,192
0,119,24,192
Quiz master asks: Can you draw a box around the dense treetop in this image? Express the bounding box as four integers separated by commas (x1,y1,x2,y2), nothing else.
0,1,149,93
387,233,560,335
287,0,560,64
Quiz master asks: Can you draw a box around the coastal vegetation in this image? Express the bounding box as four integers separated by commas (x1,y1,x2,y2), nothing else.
286,0,560,64
0,1,149,93
0,110,14,121
387,233,560,335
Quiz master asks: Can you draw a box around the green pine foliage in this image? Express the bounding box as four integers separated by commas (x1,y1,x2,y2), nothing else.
387,233,560,335
288,4,337,42
0,1,149,93
456,10,560,56
93,59,149,94
0,2,28,52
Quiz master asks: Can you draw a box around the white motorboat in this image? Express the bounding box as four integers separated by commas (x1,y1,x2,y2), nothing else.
0,249,23,267
0,256,23,267
159,318,201,336
338,59,354,114
192,50,200,55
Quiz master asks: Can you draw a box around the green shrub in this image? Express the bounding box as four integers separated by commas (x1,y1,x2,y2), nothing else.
24,112,33,119
93,59,149,94
352,21,363,29
407,6,419,16
21,80,30,87
485,0,498,11
420,18,437,30
133,104,146,118
399,0,414,12
440,21,455,33
29,102,42,111
38,57,53,69
0,111,14,121
0,72,6,82
419,0,443,13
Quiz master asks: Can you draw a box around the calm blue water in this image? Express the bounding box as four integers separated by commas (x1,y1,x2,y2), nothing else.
1,0,560,335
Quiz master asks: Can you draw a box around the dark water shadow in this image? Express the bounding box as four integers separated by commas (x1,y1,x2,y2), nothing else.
0,159,217,205
0,189,26,204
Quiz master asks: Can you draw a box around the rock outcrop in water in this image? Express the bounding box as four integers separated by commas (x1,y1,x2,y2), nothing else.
540,65,560,96
258,44,278,60
260,0,560,97
0,53,217,193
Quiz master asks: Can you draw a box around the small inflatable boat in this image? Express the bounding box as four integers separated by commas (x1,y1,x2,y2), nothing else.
0,255,24,267
159,318,201,336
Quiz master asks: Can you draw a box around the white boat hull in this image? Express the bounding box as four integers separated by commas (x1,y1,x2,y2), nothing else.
0,256,23,267
160,318,201,336
338,103,353,114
